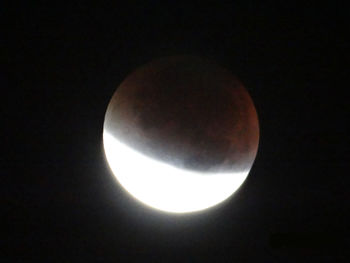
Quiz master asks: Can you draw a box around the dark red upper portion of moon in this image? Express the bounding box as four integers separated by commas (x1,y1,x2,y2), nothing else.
104,56,259,173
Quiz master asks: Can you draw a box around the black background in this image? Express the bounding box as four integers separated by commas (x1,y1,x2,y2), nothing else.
2,2,349,262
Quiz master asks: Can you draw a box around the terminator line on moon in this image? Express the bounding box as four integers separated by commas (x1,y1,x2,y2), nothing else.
103,56,259,213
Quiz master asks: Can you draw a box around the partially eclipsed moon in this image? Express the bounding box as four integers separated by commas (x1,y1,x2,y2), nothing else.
103,56,259,213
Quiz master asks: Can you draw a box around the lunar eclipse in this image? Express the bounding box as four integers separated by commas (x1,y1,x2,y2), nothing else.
103,56,259,213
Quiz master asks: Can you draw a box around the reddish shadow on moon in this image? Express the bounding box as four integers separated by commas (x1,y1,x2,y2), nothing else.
104,56,259,174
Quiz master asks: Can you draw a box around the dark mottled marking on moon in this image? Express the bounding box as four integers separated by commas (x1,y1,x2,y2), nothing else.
104,56,259,173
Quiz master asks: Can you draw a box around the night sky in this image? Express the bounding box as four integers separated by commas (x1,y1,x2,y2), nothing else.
2,2,349,262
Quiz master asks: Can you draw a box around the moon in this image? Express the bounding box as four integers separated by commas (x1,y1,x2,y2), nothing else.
103,56,259,213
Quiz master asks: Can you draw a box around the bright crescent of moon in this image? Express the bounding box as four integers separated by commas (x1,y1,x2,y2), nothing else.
103,131,249,213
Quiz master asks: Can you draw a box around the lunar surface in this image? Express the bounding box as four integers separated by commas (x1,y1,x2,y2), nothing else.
103,56,259,213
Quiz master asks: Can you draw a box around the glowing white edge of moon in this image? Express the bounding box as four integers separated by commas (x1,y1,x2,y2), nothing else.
103,131,250,213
